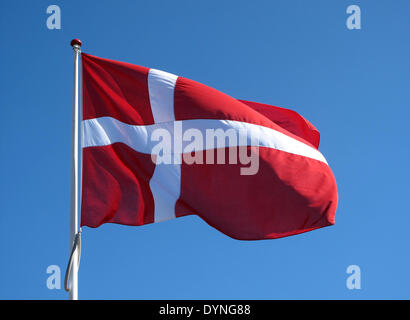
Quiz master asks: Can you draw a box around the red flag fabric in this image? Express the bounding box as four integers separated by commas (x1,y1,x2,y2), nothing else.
80,53,338,240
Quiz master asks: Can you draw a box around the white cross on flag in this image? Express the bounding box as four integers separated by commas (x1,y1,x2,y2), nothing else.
80,53,338,240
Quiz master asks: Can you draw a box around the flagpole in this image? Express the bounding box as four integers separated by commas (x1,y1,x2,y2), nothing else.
69,38,82,300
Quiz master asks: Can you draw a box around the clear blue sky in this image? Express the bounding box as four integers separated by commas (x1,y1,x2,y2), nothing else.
1,0,409,299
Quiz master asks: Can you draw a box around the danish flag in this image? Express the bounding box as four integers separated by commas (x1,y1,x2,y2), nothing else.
80,53,338,240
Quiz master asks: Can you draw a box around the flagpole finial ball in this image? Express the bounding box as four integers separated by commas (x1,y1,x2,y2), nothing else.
70,39,82,47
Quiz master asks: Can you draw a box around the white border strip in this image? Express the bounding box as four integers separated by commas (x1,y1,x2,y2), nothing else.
148,69,178,123
148,68,180,222
82,117,328,164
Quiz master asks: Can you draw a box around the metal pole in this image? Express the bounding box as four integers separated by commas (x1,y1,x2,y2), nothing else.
69,38,82,300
